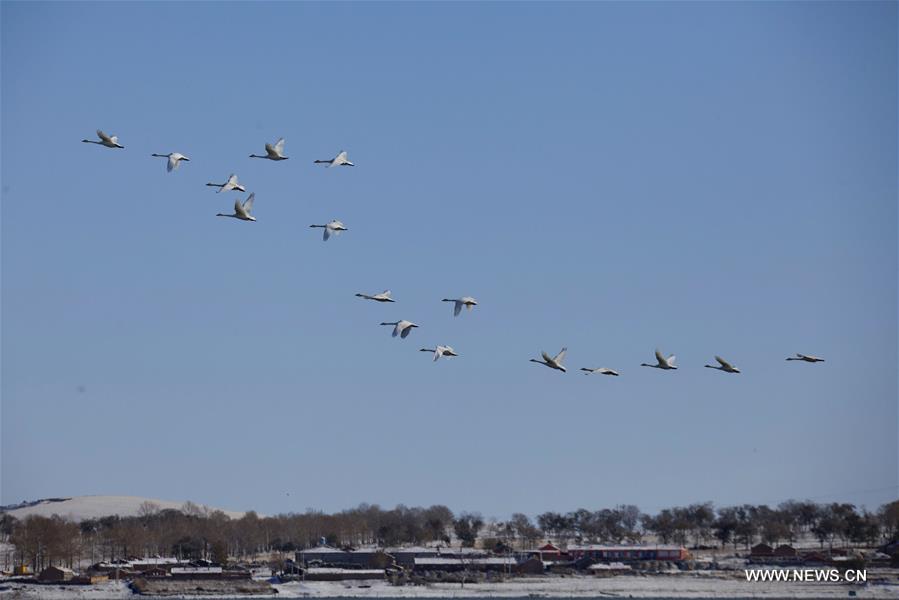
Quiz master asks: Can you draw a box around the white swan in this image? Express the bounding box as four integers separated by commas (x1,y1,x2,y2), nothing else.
356,290,395,303
216,193,256,222
309,220,347,241
705,355,741,373
380,320,418,338
641,349,677,370
530,348,567,372
580,367,619,376
442,296,478,317
786,353,825,363
314,150,354,167
82,130,124,149
151,152,190,172
250,138,288,161
420,345,459,361
206,174,246,193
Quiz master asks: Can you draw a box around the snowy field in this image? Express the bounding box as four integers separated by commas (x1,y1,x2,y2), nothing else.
3,573,897,599
0,580,133,599
1,496,247,521
272,574,898,599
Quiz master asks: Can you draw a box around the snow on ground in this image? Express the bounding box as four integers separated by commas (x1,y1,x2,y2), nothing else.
273,573,899,599
1,574,897,599
1,496,247,521
0,580,132,599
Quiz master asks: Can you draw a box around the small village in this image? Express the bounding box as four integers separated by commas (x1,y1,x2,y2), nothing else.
2,496,898,596
3,536,899,597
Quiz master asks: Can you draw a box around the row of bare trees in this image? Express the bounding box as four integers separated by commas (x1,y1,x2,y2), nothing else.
2,499,897,572
642,501,895,549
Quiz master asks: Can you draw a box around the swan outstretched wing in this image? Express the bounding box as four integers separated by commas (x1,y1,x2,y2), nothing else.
167,155,177,172
97,130,113,143
654,349,666,365
274,138,285,155
715,355,732,369
454,301,462,317
242,193,255,213
553,348,567,364
400,325,413,338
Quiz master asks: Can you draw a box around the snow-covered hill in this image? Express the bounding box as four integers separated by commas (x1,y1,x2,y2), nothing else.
1,495,248,521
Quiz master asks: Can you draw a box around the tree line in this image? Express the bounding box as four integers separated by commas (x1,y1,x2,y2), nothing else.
1,499,897,573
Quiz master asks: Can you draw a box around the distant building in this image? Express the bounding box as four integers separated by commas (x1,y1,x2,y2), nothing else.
773,545,799,562
533,542,564,562
296,545,355,566
749,543,803,564
412,557,516,573
37,566,75,583
295,546,385,568
130,557,185,571
169,566,250,580
71,574,109,585
106,568,141,580
295,544,487,569
387,546,485,567
567,544,689,562
93,557,186,573
800,550,829,565
515,557,545,575
303,567,386,581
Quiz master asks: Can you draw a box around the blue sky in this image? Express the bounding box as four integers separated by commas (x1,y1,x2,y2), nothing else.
2,1,896,519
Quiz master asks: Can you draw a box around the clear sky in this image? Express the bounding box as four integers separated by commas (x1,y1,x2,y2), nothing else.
2,1,896,519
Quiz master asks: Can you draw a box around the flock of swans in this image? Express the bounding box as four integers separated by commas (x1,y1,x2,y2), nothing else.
82,130,354,235
525,348,824,376
82,128,827,373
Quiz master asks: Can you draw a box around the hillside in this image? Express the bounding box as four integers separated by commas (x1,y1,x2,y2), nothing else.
1,495,248,521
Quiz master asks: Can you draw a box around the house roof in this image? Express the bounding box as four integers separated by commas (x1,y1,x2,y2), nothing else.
394,547,485,556
538,543,561,552
568,544,684,552
306,568,385,575
299,546,348,554
130,558,184,565
384,548,440,557
171,567,223,573
43,566,75,574
414,557,516,566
